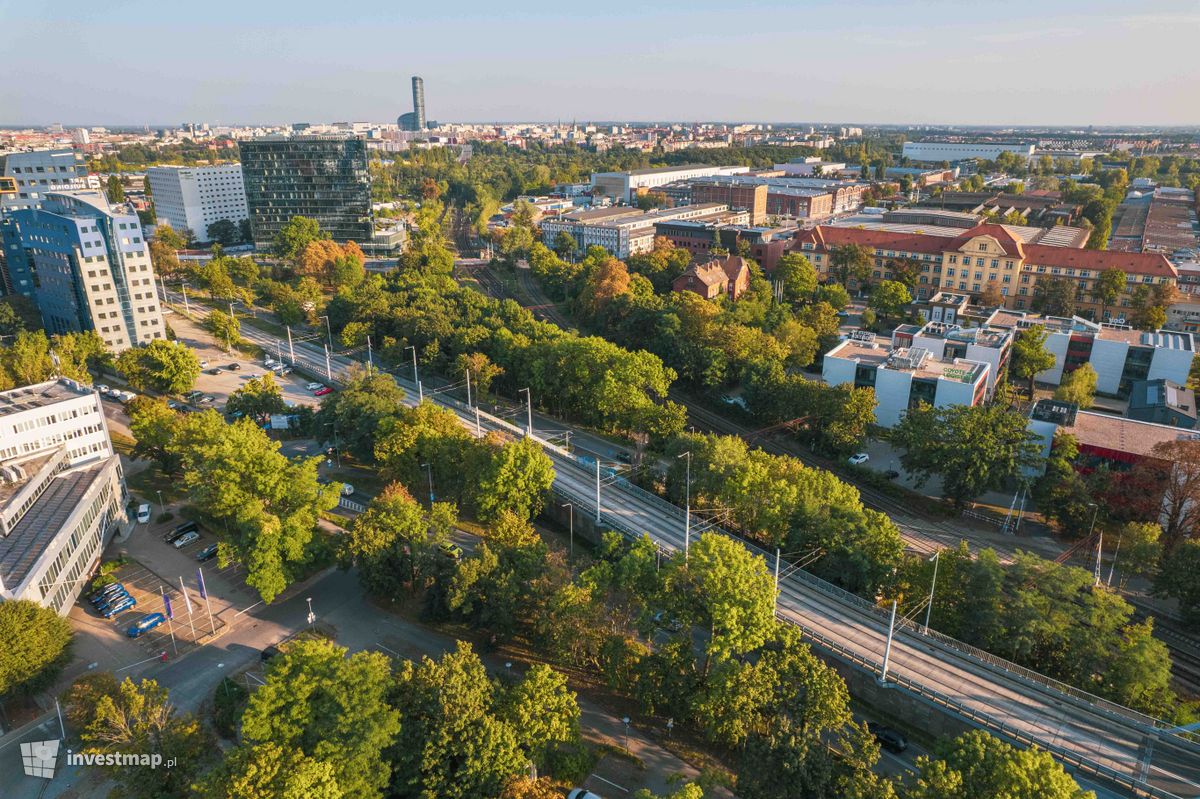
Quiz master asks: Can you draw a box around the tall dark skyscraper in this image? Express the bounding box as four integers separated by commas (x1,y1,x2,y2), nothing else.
399,75,427,131
238,135,372,247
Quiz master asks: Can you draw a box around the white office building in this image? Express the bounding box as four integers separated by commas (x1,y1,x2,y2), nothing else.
901,141,1036,164
0,379,127,615
590,164,749,203
146,164,249,242
2,149,99,210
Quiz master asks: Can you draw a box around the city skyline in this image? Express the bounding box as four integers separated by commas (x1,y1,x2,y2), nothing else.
3,0,1199,127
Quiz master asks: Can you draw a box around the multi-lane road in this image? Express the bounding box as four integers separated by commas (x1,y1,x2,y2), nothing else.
160,287,1200,798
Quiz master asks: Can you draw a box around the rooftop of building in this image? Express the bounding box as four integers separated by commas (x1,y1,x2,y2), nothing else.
828,336,988,383
0,451,61,509
1057,409,1199,459
598,163,719,178
558,206,646,223
915,321,1011,349
1128,379,1197,419
0,461,108,590
0,378,95,418
985,311,1194,350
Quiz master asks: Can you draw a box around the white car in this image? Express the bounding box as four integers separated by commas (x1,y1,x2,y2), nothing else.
341,483,355,497
848,452,870,466
264,357,277,368
199,360,209,368
307,382,325,392
136,503,152,523
567,791,602,799
173,531,200,549
96,384,110,395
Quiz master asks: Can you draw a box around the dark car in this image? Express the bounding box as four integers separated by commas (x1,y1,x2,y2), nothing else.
196,544,219,562
95,590,132,613
883,469,900,480
164,520,199,543
207,367,222,375
90,583,126,605
261,645,282,663
867,722,908,753
227,362,242,371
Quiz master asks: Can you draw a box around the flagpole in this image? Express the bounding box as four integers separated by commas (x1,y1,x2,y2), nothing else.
179,577,197,641
160,586,178,656
197,567,216,635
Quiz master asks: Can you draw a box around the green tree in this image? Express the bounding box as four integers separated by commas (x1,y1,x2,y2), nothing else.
1010,324,1057,397
198,741,341,799
66,675,213,799
812,282,851,311
1053,363,1098,409
116,339,201,394
1117,521,1163,582
105,174,125,203
0,601,72,697
1091,269,1127,321
204,308,241,350
273,216,327,262
0,295,42,336
1156,540,1200,628
497,664,581,765
910,730,1093,799
829,244,873,291
126,397,183,474
474,437,556,522
206,218,241,246
316,369,408,463
1032,276,1077,317
340,483,454,597
390,641,528,799
168,411,340,601
892,403,1042,509
867,280,912,322
226,371,287,418
773,252,818,304
240,637,400,799
552,230,578,260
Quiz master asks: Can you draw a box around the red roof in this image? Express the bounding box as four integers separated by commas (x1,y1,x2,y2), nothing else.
794,226,946,256
1022,245,1176,278
945,223,1025,258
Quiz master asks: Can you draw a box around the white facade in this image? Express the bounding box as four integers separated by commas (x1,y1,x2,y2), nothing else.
146,164,248,242
2,149,97,210
591,164,749,202
0,379,126,615
901,141,1035,164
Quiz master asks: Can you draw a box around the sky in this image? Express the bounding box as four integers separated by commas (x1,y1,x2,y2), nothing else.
2,0,1198,127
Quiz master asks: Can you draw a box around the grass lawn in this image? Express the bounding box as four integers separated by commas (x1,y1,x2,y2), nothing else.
125,465,189,506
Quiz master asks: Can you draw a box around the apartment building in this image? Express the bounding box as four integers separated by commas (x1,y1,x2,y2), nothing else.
146,164,248,242
793,222,1176,315
1,149,98,210
653,220,794,271
985,310,1194,397
822,331,991,427
689,179,767,224
0,378,126,615
238,135,372,246
0,191,166,352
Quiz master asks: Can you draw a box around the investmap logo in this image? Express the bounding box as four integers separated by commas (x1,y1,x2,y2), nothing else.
20,739,59,779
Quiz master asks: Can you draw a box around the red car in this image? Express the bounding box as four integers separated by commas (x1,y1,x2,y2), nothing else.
314,386,334,397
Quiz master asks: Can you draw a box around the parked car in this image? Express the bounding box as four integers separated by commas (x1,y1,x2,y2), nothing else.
127,613,166,638
173,531,200,549
341,483,355,496
438,542,463,560
184,390,203,402
102,595,137,618
199,360,209,368
167,400,184,410
90,583,126,605
95,589,131,611
95,384,110,395
884,469,900,480
136,503,152,523
261,645,281,662
314,386,333,397
120,390,137,402
306,382,325,392
196,544,219,562
264,357,277,368
848,452,870,465
867,722,908,753
207,367,222,375
227,362,241,371
277,366,293,376
567,790,602,799
165,520,199,543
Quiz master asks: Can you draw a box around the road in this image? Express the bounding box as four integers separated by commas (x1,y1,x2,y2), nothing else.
159,286,1200,799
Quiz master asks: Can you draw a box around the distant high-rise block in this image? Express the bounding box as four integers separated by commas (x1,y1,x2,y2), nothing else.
412,75,426,131
238,135,372,247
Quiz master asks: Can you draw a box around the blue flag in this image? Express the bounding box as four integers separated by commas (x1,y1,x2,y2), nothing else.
196,568,207,600
162,592,174,619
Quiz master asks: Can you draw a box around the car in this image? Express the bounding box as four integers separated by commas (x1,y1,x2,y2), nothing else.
136,503,152,523
227,362,242,371
95,384,110,395
90,583,126,605
884,469,900,480
120,390,137,402
173,531,200,549
567,790,602,799
848,452,870,465
438,542,464,560
197,395,215,404
264,357,277,368
127,613,166,638
341,483,355,497
167,400,184,410
207,367,222,375
196,544,219,562
165,520,199,543
314,386,333,397
277,366,293,376
184,390,203,401
102,596,137,618
261,645,282,663
306,382,324,391
95,589,131,611
199,360,209,368
867,722,908,753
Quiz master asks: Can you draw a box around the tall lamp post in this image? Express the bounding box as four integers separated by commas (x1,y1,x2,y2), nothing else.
318,315,333,350
1087,502,1102,587
421,462,435,505
518,388,533,437
924,549,940,634
405,345,422,401
677,451,691,561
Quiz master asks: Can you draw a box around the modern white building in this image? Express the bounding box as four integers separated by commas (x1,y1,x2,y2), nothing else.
590,164,749,203
146,164,248,242
0,378,127,615
822,332,991,427
2,149,98,210
892,321,1012,392
985,311,1195,397
540,203,746,259
901,141,1036,164
0,190,166,352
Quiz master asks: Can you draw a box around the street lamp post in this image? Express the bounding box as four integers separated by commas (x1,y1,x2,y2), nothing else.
318,315,333,350
677,451,692,561
1087,502,1102,587
305,597,315,628
405,345,422,402
421,462,435,505
879,599,898,684
622,716,631,751
156,490,164,518
180,282,191,316
562,502,574,558
519,387,532,437
924,550,940,633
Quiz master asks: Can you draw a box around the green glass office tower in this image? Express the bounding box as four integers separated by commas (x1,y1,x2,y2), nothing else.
238,135,372,248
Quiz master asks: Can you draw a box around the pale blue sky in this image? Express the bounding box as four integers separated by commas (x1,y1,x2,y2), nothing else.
2,0,1198,126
